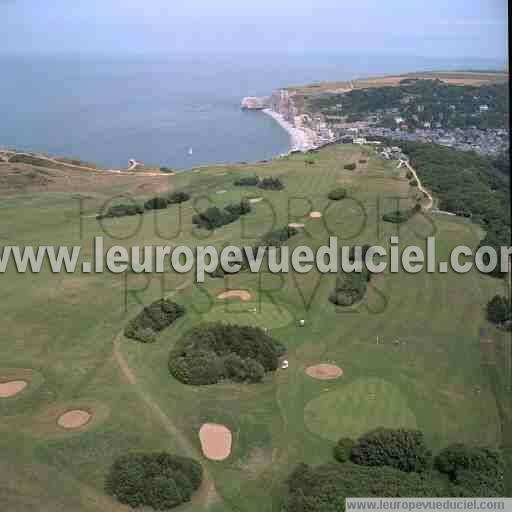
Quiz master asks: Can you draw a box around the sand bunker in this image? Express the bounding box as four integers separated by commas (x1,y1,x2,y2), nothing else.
216,189,227,194
288,223,305,228
217,289,252,301
199,423,232,461
306,364,343,380
0,380,27,398
249,197,263,203
57,410,92,429
309,211,322,219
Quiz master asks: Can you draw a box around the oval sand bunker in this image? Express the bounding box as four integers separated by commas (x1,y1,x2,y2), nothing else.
288,223,305,229
309,211,322,219
306,364,343,380
199,423,232,461
0,380,27,398
217,289,252,301
249,197,263,204
57,410,92,429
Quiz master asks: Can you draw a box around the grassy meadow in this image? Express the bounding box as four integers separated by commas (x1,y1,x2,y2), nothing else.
0,143,509,510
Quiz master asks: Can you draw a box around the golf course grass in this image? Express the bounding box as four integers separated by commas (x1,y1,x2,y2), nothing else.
204,301,294,329
0,143,509,511
304,377,417,441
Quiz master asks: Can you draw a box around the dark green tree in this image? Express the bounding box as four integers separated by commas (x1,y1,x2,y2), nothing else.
105,453,202,510
486,295,511,325
350,428,432,473
333,438,355,463
328,188,347,200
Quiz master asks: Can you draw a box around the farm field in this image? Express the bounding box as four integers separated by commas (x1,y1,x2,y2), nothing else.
285,70,508,95
0,143,509,510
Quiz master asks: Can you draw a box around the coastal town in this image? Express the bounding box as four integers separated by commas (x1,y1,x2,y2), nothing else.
242,73,509,156
332,123,508,157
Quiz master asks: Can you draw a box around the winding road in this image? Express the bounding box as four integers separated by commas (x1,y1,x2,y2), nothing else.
404,160,433,210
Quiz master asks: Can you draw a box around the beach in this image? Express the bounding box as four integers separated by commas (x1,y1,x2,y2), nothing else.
262,109,316,152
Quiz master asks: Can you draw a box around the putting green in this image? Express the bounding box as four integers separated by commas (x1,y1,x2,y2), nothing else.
304,377,417,442
203,301,293,329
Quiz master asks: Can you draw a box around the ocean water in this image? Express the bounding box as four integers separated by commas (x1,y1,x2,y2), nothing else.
0,54,503,170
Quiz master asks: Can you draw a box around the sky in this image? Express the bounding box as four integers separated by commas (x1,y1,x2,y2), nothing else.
2,0,508,61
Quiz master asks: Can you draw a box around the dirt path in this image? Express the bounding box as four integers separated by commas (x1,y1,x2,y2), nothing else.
112,333,219,508
7,152,105,172
405,161,433,211
111,278,219,508
5,152,166,177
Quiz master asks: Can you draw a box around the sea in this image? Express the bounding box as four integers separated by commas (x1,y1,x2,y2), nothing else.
0,54,503,170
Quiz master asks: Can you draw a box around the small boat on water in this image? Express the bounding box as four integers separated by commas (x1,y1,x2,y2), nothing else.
188,147,193,156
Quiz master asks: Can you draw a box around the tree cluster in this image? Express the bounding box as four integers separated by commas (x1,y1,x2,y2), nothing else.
259,226,298,248
309,79,508,130
234,174,260,186
144,196,169,210
168,322,285,385
98,191,191,219
395,141,510,276
333,438,355,463
234,174,284,190
309,85,402,117
434,444,505,496
328,187,347,201
97,203,144,219
167,191,191,204
192,199,251,230
205,226,298,277
105,452,202,510
350,428,431,473
344,163,357,171
124,299,185,343
144,192,191,210
329,268,371,306
486,295,512,328
282,428,505,511
282,462,447,511
382,204,420,224
258,177,285,190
